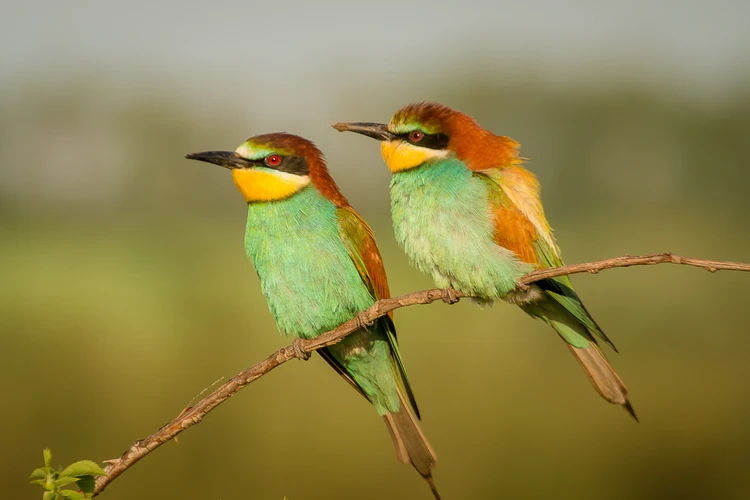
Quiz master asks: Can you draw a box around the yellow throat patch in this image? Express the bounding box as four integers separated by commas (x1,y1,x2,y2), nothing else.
380,141,449,172
231,168,310,202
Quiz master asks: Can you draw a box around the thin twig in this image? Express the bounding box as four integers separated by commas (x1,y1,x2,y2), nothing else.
92,252,750,496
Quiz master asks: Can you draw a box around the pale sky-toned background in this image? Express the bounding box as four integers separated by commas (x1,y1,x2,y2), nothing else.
2,0,749,208
3,0,749,109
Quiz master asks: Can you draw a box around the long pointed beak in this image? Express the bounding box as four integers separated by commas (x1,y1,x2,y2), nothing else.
184,151,251,170
332,122,397,141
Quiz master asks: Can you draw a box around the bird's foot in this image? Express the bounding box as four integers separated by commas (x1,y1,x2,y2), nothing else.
441,288,460,304
292,338,311,361
355,311,374,330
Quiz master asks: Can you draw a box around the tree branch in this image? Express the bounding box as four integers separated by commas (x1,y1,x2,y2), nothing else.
92,252,750,496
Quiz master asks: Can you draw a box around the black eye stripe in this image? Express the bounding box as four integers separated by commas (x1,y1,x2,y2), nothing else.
250,155,309,176
397,131,450,150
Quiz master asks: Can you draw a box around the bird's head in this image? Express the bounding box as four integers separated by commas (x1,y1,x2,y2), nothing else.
333,102,520,172
186,133,347,205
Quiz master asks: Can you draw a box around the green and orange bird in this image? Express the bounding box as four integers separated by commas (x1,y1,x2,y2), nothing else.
185,133,439,497
334,103,636,419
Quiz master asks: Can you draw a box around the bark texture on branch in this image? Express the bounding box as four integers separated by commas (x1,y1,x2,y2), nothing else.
92,252,750,496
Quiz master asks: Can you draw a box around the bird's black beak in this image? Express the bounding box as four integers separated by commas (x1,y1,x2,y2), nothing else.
332,122,397,141
184,151,252,170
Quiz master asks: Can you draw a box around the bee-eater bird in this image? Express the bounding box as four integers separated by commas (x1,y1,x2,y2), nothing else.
185,133,439,497
334,103,635,420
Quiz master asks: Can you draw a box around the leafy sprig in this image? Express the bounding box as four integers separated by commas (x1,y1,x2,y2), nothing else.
30,449,106,500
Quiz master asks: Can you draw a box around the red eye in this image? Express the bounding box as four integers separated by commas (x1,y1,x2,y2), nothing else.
409,130,424,142
266,154,281,166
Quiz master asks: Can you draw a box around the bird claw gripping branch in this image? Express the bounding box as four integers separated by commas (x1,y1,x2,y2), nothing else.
355,311,374,330
292,338,311,361
441,288,461,304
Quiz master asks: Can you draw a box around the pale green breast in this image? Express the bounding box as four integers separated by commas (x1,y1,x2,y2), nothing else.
390,158,531,299
243,186,375,339
243,186,399,414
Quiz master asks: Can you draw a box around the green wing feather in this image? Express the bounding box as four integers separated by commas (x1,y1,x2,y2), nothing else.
532,236,617,350
317,349,368,399
335,207,421,418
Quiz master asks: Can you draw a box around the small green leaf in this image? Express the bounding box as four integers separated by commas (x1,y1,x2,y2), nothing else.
59,460,106,479
30,467,51,480
43,448,53,468
42,491,57,500
76,475,96,498
30,479,46,487
55,477,80,488
59,491,86,500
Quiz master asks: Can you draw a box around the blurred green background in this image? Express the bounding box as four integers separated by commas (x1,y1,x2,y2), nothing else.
2,1,750,499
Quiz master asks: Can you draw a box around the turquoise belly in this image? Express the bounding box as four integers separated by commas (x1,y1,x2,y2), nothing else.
243,186,399,414
244,186,375,339
390,159,530,299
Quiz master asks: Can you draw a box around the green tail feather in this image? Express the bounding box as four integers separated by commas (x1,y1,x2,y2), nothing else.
535,278,617,350
383,316,421,419
521,293,592,348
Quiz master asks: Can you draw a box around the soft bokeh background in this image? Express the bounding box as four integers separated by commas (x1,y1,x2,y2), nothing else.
3,1,750,499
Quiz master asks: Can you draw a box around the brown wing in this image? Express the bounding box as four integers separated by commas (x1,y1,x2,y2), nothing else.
335,206,392,315
490,197,540,265
476,170,540,266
